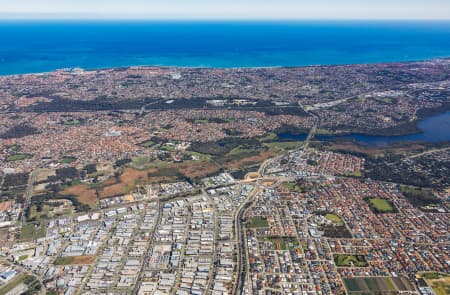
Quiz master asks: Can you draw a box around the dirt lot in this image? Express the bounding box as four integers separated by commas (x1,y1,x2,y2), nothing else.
177,161,221,179
61,184,98,208
54,255,96,265
120,168,149,184
35,169,56,182
100,168,149,198
224,151,276,170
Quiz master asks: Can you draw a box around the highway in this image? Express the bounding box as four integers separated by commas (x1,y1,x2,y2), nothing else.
21,169,37,225
233,114,319,295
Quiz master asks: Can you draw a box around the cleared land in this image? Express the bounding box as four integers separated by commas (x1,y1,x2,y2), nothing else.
61,184,98,208
99,168,148,198
54,255,96,265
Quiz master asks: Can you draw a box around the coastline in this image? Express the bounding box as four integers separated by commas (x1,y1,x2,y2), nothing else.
1,56,449,77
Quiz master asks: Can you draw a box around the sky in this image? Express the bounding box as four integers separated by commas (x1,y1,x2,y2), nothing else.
0,0,450,20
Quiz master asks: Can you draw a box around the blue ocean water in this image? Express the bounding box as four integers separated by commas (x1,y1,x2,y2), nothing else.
1,21,450,75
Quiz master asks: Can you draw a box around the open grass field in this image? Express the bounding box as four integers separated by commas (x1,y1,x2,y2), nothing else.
63,119,80,125
141,140,156,147
334,254,368,267
60,156,77,164
325,213,343,224
368,198,396,213
54,255,96,265
248,216,269,228
6,153,30,161
62,184,98,208
344,276,415,294
20,223,46,241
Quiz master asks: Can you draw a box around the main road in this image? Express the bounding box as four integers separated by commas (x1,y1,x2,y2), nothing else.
232,113,319,295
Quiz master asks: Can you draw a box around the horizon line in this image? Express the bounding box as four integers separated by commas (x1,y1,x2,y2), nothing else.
2,17,450,22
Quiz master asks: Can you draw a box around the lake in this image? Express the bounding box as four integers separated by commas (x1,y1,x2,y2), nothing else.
278,111,450,147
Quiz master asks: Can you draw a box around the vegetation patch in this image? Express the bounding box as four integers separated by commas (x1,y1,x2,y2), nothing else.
280,181,306,193
258,132,278,142
3,172,29,187
248,216,269,228
190,138,262,156
263,141,304,151
400,185,441,208
20,223,46,241
325,213,343,224
140,140,157,147
63,119,81,126
0,124,39,139
334,254,368,267
318,212,352,238
27,194,90,219
6,153,31,161
366,197,397,213
60,156,77,164
230,164,259,180
423,273,450,295
274,124,309,136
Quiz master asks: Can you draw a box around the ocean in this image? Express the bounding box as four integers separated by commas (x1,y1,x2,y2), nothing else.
1,21,450,75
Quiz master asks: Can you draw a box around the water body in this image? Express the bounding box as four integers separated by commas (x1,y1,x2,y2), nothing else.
279,111,450,147
1,21,450,75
